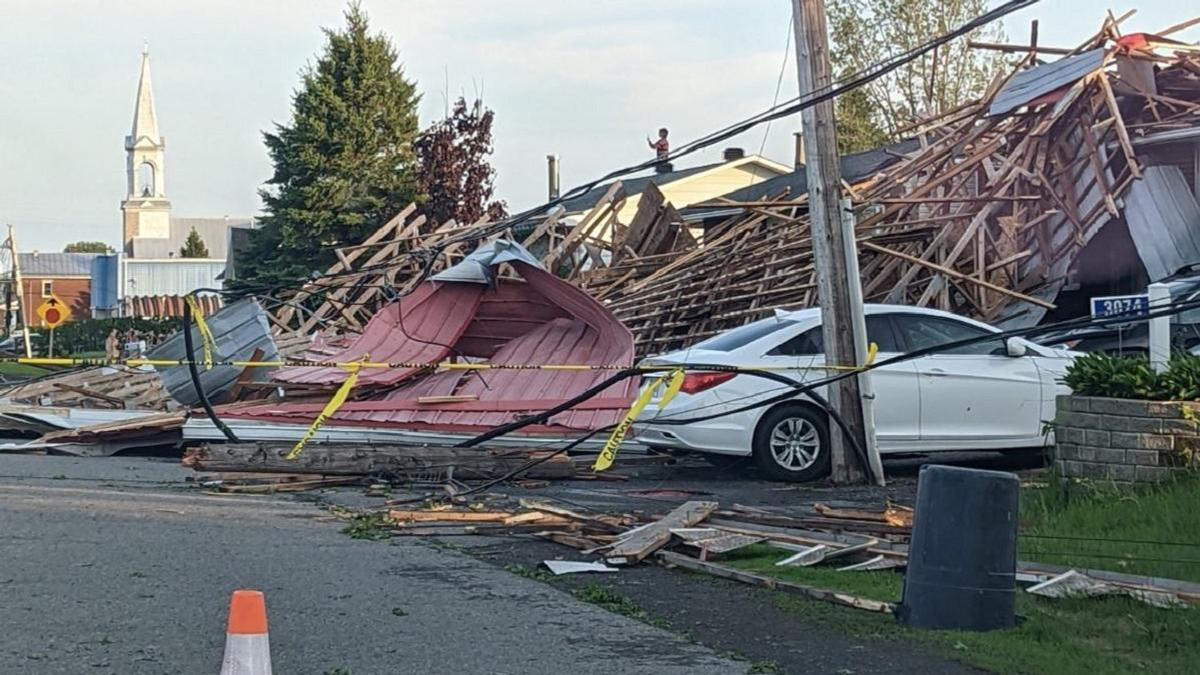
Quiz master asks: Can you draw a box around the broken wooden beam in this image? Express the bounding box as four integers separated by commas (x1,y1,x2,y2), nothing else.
605,501,718,565
657,551,895,614
183,443,576,480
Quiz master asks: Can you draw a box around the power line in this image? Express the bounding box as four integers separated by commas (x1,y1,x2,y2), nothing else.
226,0,1039,300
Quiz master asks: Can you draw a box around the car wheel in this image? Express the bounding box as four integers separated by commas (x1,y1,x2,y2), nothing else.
752,404,831,482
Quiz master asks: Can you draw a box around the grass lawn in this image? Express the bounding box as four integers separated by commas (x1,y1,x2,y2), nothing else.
0,361,51,379
722,478,1199,675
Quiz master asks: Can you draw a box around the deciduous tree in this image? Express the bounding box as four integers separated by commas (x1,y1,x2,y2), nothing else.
827,0,1006,152
63,241,110,254
414,97,507,230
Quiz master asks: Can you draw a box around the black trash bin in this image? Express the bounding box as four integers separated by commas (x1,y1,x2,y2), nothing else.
897,464,1019,631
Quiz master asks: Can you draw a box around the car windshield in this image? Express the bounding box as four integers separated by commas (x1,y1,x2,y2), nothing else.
691,319,799,352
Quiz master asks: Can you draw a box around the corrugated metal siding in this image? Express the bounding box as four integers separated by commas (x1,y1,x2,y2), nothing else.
989,49,1105,117
124,260,225,297
147,298,279,407
1124,165,1200,280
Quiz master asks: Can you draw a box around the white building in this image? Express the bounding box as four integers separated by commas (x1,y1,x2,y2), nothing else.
116,47,250,317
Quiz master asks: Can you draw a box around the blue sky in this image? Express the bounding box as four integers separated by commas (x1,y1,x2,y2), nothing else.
1,1,1196,252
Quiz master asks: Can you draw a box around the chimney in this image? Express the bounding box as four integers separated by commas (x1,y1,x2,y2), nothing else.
723,147,745,162
793,132,806,167
546,154,560,200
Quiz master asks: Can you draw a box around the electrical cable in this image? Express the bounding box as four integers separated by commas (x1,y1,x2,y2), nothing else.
181,300,240,443
215,0,1039,302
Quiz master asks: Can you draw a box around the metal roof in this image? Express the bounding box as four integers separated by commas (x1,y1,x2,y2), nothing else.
989,48,1106,117
681,139,921,218
146,297,279,407
1124,165,1200,281
130,216,252,260
225,241,636,434
556,163,721,213
17,252,100,277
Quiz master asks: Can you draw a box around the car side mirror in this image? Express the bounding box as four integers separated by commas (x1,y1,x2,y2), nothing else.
1005,337,1028,358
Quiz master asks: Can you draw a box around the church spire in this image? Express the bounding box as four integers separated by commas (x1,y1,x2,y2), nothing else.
128,45,161,146
121,45,170,254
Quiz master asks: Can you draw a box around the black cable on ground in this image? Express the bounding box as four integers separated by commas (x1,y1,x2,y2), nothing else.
181,300,240,443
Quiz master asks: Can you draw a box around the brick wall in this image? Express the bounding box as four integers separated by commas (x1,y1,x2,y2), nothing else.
1054,395,1200,484
21,277,91,326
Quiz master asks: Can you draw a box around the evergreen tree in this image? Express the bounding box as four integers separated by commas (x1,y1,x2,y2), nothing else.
178,227,210,258
415,97,507,230
231,2,421,293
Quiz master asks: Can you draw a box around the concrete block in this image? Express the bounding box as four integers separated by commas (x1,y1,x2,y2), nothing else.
1092,447,1126,463
1056,411,1101,429
1109,432,1172,450
1083,429,1111,447
1060,460,1085,477
1103,416,1163,433
1108,431,1138,449
1088,398,1150,417
1160,419,1200,435
1054,444,1078,460
1059,427,1086,445
1146,401,1186,417
1126,449,1161,466
1105,464,1137,481
1056,395,1083,412
1135,466,1171,483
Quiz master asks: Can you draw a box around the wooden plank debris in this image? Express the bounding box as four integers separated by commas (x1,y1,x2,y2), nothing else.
605,501,718,565
657,551,895,614
182,443,577,480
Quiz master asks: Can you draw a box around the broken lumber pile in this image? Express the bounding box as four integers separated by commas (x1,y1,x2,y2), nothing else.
182,442,577,480
0,366,172,411
585,19,1200,353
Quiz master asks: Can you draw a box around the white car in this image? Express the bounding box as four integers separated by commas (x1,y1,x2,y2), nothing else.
633,305,1077,482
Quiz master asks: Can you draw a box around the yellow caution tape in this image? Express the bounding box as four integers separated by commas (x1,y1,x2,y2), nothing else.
286,356,367,460
593,368,684,472
185,296,217,371
865,341,878,366
1,356,874,374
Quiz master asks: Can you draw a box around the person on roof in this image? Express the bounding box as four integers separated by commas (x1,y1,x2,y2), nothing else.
647,127,669,160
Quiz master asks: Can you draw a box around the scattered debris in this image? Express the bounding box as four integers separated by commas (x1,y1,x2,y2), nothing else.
542,560,618,576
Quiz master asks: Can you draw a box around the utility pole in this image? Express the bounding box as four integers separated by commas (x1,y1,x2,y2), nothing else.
791,0,872,484
7,225,31,359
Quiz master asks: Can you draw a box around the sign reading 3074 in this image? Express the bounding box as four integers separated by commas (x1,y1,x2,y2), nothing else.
36,295,72,329
1090,293,1150,319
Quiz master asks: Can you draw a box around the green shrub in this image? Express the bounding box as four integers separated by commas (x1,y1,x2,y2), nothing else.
1062,352,1162,399
1064,352,1200,400
1158,353,1200,400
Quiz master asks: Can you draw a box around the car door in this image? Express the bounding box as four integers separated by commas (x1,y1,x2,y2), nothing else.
893,313,1042,445
761,315,920,445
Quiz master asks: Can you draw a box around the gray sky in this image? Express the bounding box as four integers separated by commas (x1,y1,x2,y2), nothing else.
1,1,1196,252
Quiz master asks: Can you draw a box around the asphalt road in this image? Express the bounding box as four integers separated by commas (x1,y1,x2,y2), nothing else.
0,454,743,675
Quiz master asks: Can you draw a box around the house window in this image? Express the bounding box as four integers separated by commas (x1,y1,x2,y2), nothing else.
41,281,53,298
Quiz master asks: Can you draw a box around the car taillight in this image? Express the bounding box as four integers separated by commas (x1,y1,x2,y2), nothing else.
679,371,737,394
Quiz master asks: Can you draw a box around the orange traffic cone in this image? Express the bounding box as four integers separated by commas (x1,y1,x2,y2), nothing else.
220,590,272,674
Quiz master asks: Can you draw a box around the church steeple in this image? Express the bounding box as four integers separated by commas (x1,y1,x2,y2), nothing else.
128,45,162,151
121,45,171,254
